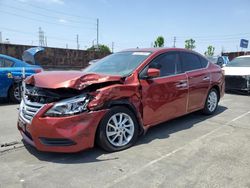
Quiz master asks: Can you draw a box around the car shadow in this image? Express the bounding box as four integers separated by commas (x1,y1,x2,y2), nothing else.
137,105,227,145
23,105,227,164
225,90,250,96
0,98,18,106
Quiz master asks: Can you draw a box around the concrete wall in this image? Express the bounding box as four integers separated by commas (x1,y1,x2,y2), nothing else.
0,43,110,70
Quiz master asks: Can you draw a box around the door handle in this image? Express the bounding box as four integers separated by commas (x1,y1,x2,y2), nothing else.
203,76,210,81
176,80,188,88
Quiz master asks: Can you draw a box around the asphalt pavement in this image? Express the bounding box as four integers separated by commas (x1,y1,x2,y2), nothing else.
0,93,249,188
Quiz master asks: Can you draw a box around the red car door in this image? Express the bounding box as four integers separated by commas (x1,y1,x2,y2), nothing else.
180,52,210,112
139,52,188,127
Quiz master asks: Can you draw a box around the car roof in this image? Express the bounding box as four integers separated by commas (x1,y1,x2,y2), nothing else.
236,55,250,58
121,47,195,53
0,54,23,63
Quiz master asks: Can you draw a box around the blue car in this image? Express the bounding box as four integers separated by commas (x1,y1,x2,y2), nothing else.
206,56,229,67
0,47,44,103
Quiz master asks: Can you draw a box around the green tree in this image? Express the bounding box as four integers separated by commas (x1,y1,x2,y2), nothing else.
204,45,215,56
87,44,111,54
154,36,165,47
185,39,196,50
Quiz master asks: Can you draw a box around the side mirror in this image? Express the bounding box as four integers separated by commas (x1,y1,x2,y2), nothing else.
147,68,160,78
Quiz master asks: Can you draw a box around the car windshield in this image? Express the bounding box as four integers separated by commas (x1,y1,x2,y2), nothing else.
83,51,151,76
226,56,250,67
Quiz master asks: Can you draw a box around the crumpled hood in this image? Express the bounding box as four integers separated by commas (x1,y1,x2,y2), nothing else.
25,71,123,90
222,67,250,76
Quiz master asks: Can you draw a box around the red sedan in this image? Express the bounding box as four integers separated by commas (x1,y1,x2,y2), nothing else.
17,48,224,153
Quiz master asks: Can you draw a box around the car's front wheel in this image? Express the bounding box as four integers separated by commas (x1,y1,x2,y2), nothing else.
202,88,219,115
96,106,139,152
9,84,21,103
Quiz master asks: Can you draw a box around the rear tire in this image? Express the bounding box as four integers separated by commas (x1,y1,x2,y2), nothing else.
96,106,139,152
202,88,219,115
9,84,21,103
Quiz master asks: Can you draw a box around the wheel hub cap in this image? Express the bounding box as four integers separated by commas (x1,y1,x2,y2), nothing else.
207,91,218,112
106,113,134,147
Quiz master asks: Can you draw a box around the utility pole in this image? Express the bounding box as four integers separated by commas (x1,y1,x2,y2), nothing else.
0,31,2,43
45,36,47,47
111,42,114,53
92,39,96,47
76,34,80,50
96,18,99,49
173,36,176,48
221,46,225,55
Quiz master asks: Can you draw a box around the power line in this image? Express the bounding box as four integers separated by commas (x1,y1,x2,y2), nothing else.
13,0,96,21
0,27,91,44
175,33,250,39
1,3,96,26
1,10,96,30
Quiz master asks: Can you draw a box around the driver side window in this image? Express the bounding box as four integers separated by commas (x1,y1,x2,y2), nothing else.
148,52,182,77
4,59,14,67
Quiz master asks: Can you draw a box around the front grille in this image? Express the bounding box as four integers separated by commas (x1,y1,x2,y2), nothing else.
225,76,248,90
20,98,43,123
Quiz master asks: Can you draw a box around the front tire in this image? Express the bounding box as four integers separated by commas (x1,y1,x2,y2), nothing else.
9,84,21,103
96,106,139,152
202,88,219,115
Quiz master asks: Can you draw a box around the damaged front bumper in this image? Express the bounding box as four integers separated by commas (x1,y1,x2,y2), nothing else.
225,75,250,92
17,99,108,153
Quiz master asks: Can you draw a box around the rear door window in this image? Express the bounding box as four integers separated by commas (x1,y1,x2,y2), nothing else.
180,52,202,72
199,56,209,68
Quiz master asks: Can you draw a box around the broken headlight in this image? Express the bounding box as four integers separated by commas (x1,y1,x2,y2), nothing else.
45,95,90,117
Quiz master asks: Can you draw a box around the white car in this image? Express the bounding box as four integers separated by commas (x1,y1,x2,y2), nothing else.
223,55,250,93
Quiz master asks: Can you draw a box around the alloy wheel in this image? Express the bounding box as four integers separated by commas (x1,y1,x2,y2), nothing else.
207,91,218,112
106,113,135,147
14,86,21,102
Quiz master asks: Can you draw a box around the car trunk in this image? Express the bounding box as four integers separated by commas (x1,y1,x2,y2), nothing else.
22,47,45,65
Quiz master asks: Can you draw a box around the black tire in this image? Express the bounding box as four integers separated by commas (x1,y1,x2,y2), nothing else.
9,84,21,103
202,88,219,115
96,106,139,152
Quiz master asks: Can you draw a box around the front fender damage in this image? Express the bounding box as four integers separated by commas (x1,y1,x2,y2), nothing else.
87,84,145,133
24,72,145,132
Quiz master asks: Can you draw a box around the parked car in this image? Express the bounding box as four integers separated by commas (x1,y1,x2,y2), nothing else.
18,48,224,153
223,55,250,93
88,59,99,66
206,56,229,67
0,47,43,103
